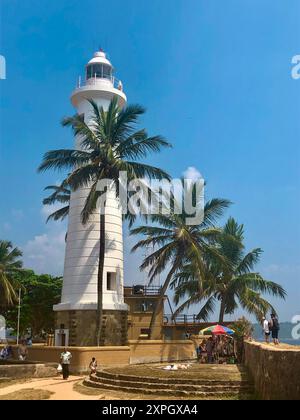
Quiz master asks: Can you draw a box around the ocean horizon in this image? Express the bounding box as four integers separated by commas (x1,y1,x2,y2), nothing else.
253,322,300,346
254,337,300,346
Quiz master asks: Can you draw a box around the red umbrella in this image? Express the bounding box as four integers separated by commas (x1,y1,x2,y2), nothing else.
200,324,235,335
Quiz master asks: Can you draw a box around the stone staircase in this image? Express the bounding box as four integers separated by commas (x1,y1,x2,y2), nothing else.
84,368,254,399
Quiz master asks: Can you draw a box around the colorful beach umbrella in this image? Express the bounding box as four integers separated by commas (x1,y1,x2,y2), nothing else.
200,324,235,335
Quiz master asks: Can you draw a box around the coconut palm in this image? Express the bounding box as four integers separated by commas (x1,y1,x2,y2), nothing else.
172,217,286,322
0,240,23,306
38,97,171,345
131,189,231,338
43,184,71,223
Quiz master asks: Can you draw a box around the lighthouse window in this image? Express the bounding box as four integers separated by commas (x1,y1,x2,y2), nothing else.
102,65,111,79
86,64,112,80
107,272,117,291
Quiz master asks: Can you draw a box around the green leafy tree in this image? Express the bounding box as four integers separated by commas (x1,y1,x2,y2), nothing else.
4,271,62,337
0,240,23,307
131,191,231,338
172,217,286,323
38,98,171,345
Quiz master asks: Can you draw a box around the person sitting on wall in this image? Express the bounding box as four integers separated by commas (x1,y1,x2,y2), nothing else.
0,344,12,360
18,340,28,361
89,357,98,376
60,348,72,380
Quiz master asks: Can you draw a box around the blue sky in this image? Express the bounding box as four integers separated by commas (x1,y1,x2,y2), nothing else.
0,0,299,321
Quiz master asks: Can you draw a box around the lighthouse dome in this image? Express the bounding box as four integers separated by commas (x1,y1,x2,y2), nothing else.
86,50,113,80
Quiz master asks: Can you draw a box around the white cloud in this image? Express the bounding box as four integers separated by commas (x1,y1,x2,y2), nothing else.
22,227,66,276
183,166,203,181
41,204,62,220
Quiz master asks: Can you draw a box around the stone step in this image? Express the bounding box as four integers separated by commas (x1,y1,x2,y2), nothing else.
83,378,252,398
96,370,251,387
89,374,253,393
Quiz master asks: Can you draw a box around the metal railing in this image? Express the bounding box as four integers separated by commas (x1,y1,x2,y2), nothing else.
163,314,202,325
75,75,123,91
131,285,162,296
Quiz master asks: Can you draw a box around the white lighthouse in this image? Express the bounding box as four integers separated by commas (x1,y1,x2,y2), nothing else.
54,50,128,347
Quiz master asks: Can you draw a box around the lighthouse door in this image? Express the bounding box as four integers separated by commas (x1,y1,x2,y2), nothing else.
54,329,69,347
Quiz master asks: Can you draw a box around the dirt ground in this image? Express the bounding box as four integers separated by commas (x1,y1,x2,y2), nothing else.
0,376,100,400
0,376,251,400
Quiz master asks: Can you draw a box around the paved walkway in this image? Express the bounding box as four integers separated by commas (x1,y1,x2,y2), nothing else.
0,376,103,400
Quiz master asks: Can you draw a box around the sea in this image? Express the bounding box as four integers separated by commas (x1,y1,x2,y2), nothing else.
252,322,300,346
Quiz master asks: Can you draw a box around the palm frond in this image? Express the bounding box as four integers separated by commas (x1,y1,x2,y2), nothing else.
46,206,70,223
236,248,263,274
38,149,91,172
81,181,101,225
196,296,217,321
203,198,232,227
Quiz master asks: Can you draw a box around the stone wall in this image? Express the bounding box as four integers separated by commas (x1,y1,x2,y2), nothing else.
21,345,130,374
55,309,128,346
244,341,300,400
1,340,197,374
129,340,197,364
0,362,57,379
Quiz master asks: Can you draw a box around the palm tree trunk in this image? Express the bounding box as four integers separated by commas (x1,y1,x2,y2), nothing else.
219,299,225,324
96,212,105,346
149,265,177,340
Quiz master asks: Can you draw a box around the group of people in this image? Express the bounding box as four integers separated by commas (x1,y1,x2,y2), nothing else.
262,313,280,345
0,343,13,360
197,335,235,364
59,348,98,380
0,340,29,361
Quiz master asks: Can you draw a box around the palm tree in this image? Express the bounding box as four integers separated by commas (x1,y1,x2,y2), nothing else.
38,98,171,345
0,240,23,307
131,190,231,338
172,217,286,323
43,184,71,223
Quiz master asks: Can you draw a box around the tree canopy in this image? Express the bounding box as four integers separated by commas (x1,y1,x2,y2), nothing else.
3,270,62,337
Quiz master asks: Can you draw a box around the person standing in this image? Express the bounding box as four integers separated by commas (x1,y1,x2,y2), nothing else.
270,313,280,345
262,317,270,343
206,337,215,364
89,357,98,376
60,348,72,380
197,340,207,363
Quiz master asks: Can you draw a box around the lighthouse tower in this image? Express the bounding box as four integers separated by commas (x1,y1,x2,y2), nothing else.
54,50,128,347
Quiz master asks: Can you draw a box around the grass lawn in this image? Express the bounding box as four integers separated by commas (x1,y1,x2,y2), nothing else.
0,388,54,400
105,363,248,382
